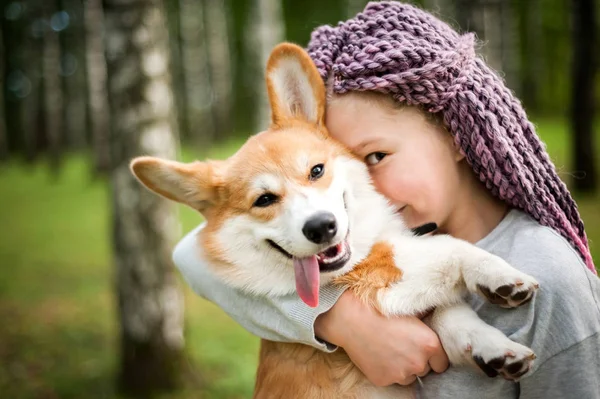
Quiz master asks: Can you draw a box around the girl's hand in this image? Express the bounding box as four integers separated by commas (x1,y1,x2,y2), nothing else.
315,290,449,386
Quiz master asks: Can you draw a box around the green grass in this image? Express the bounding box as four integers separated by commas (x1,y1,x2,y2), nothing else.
0,143,258,399
0,119,598,398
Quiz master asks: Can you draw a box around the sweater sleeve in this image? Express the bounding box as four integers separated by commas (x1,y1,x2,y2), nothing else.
172,224,346,352
518,332,600,398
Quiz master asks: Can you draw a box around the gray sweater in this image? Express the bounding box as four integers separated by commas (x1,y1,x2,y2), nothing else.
173,209,600,398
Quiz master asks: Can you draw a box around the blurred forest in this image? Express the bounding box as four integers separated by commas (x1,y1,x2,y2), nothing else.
0,0,598,398
1,0,598,164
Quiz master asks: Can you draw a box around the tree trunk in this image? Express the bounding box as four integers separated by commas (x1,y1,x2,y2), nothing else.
85,0,111,173
346,0,365,18
229,0,253,134
19,2,45,162
0,23,7,161
423,0,454,15
179,0,215,146
59,0,88,150
165,0,189,142
454,0,518,89
454,0,483,34
42,0,64,172
518,0,542,112
247,0,285,131
480,0,503,76
102,0,186,396
0,6,18,157
204,0,233,140
570,0,597,193
498,0,519,95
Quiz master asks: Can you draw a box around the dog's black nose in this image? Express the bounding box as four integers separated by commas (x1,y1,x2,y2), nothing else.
303,212,337,244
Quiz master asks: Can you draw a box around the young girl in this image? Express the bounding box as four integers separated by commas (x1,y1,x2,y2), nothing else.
173,2,600,397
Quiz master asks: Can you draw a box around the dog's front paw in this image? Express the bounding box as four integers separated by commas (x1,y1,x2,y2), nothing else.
471,340,536,381
468,256,539,308
476,278,538,308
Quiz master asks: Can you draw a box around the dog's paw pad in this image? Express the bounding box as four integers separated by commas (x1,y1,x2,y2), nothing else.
473,351,536,381
477,279,538,308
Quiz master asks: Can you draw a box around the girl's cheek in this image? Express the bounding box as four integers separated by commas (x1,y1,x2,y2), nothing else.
372,167,407,201
367,168,391,196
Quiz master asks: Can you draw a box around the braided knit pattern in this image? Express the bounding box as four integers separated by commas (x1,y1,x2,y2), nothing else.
307,1,596,273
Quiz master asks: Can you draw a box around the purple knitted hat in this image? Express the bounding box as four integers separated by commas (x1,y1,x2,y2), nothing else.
306,1,596,273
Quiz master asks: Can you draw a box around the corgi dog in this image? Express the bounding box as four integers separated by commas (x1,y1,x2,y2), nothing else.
130,43,539,398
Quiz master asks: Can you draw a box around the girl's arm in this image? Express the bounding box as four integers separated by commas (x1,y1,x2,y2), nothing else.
519,334,600,398
172,223,449,385
172,223,344,351
316,290,449,386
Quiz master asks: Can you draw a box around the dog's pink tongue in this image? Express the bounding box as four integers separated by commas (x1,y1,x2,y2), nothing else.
293,256,320,308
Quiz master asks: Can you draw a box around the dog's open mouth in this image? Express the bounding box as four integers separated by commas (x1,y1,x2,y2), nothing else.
267,239,351,272
315,240,351,272
293,239,351,309
267,238,351,308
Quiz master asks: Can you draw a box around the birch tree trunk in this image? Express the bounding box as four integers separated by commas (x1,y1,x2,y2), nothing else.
247,0,285,131
85,0,111,173
454,0,517,89
204,0,232,139
179,0,215,145
480,0,503,75
102,0,186,395
423,0,456,29
423,0,453,14
570,0,597,193
498,0,519,95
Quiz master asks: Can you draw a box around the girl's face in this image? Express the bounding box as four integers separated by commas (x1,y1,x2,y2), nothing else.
325,93,467,231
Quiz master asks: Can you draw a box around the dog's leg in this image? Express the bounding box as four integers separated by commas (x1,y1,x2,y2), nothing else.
376,235,539,317
366,237,537,382
425,303,536,381
417,235,539,309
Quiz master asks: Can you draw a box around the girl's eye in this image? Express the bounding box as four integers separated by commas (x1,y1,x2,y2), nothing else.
365,152,387,166
309,164,325,180
253,193,278,208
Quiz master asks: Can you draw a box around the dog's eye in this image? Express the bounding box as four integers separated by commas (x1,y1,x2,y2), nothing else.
309,164,325,180
253,193,278,208
365,152,387,166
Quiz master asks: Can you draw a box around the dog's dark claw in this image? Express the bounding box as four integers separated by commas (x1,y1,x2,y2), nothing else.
473,352,535,381
473,355,500,378
477,282,537,308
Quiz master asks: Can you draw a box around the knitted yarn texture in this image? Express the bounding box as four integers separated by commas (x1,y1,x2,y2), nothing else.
306,1,596,273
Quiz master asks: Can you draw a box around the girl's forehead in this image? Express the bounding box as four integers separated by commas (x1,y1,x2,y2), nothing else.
326,98,432,143
329,94,426,122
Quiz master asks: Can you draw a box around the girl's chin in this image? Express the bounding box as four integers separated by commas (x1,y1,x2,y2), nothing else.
401,211,435,231
398,210,417,227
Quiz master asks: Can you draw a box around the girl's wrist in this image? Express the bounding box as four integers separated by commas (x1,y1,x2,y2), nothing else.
314,290,353,347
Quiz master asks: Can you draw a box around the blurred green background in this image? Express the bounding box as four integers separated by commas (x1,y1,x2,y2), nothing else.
0,0,598,398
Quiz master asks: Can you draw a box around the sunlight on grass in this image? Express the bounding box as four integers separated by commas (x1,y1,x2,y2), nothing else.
0,120,597,398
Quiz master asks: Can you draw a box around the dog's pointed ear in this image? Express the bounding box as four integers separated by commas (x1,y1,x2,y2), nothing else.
266,42,326,129
130,156,222,212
